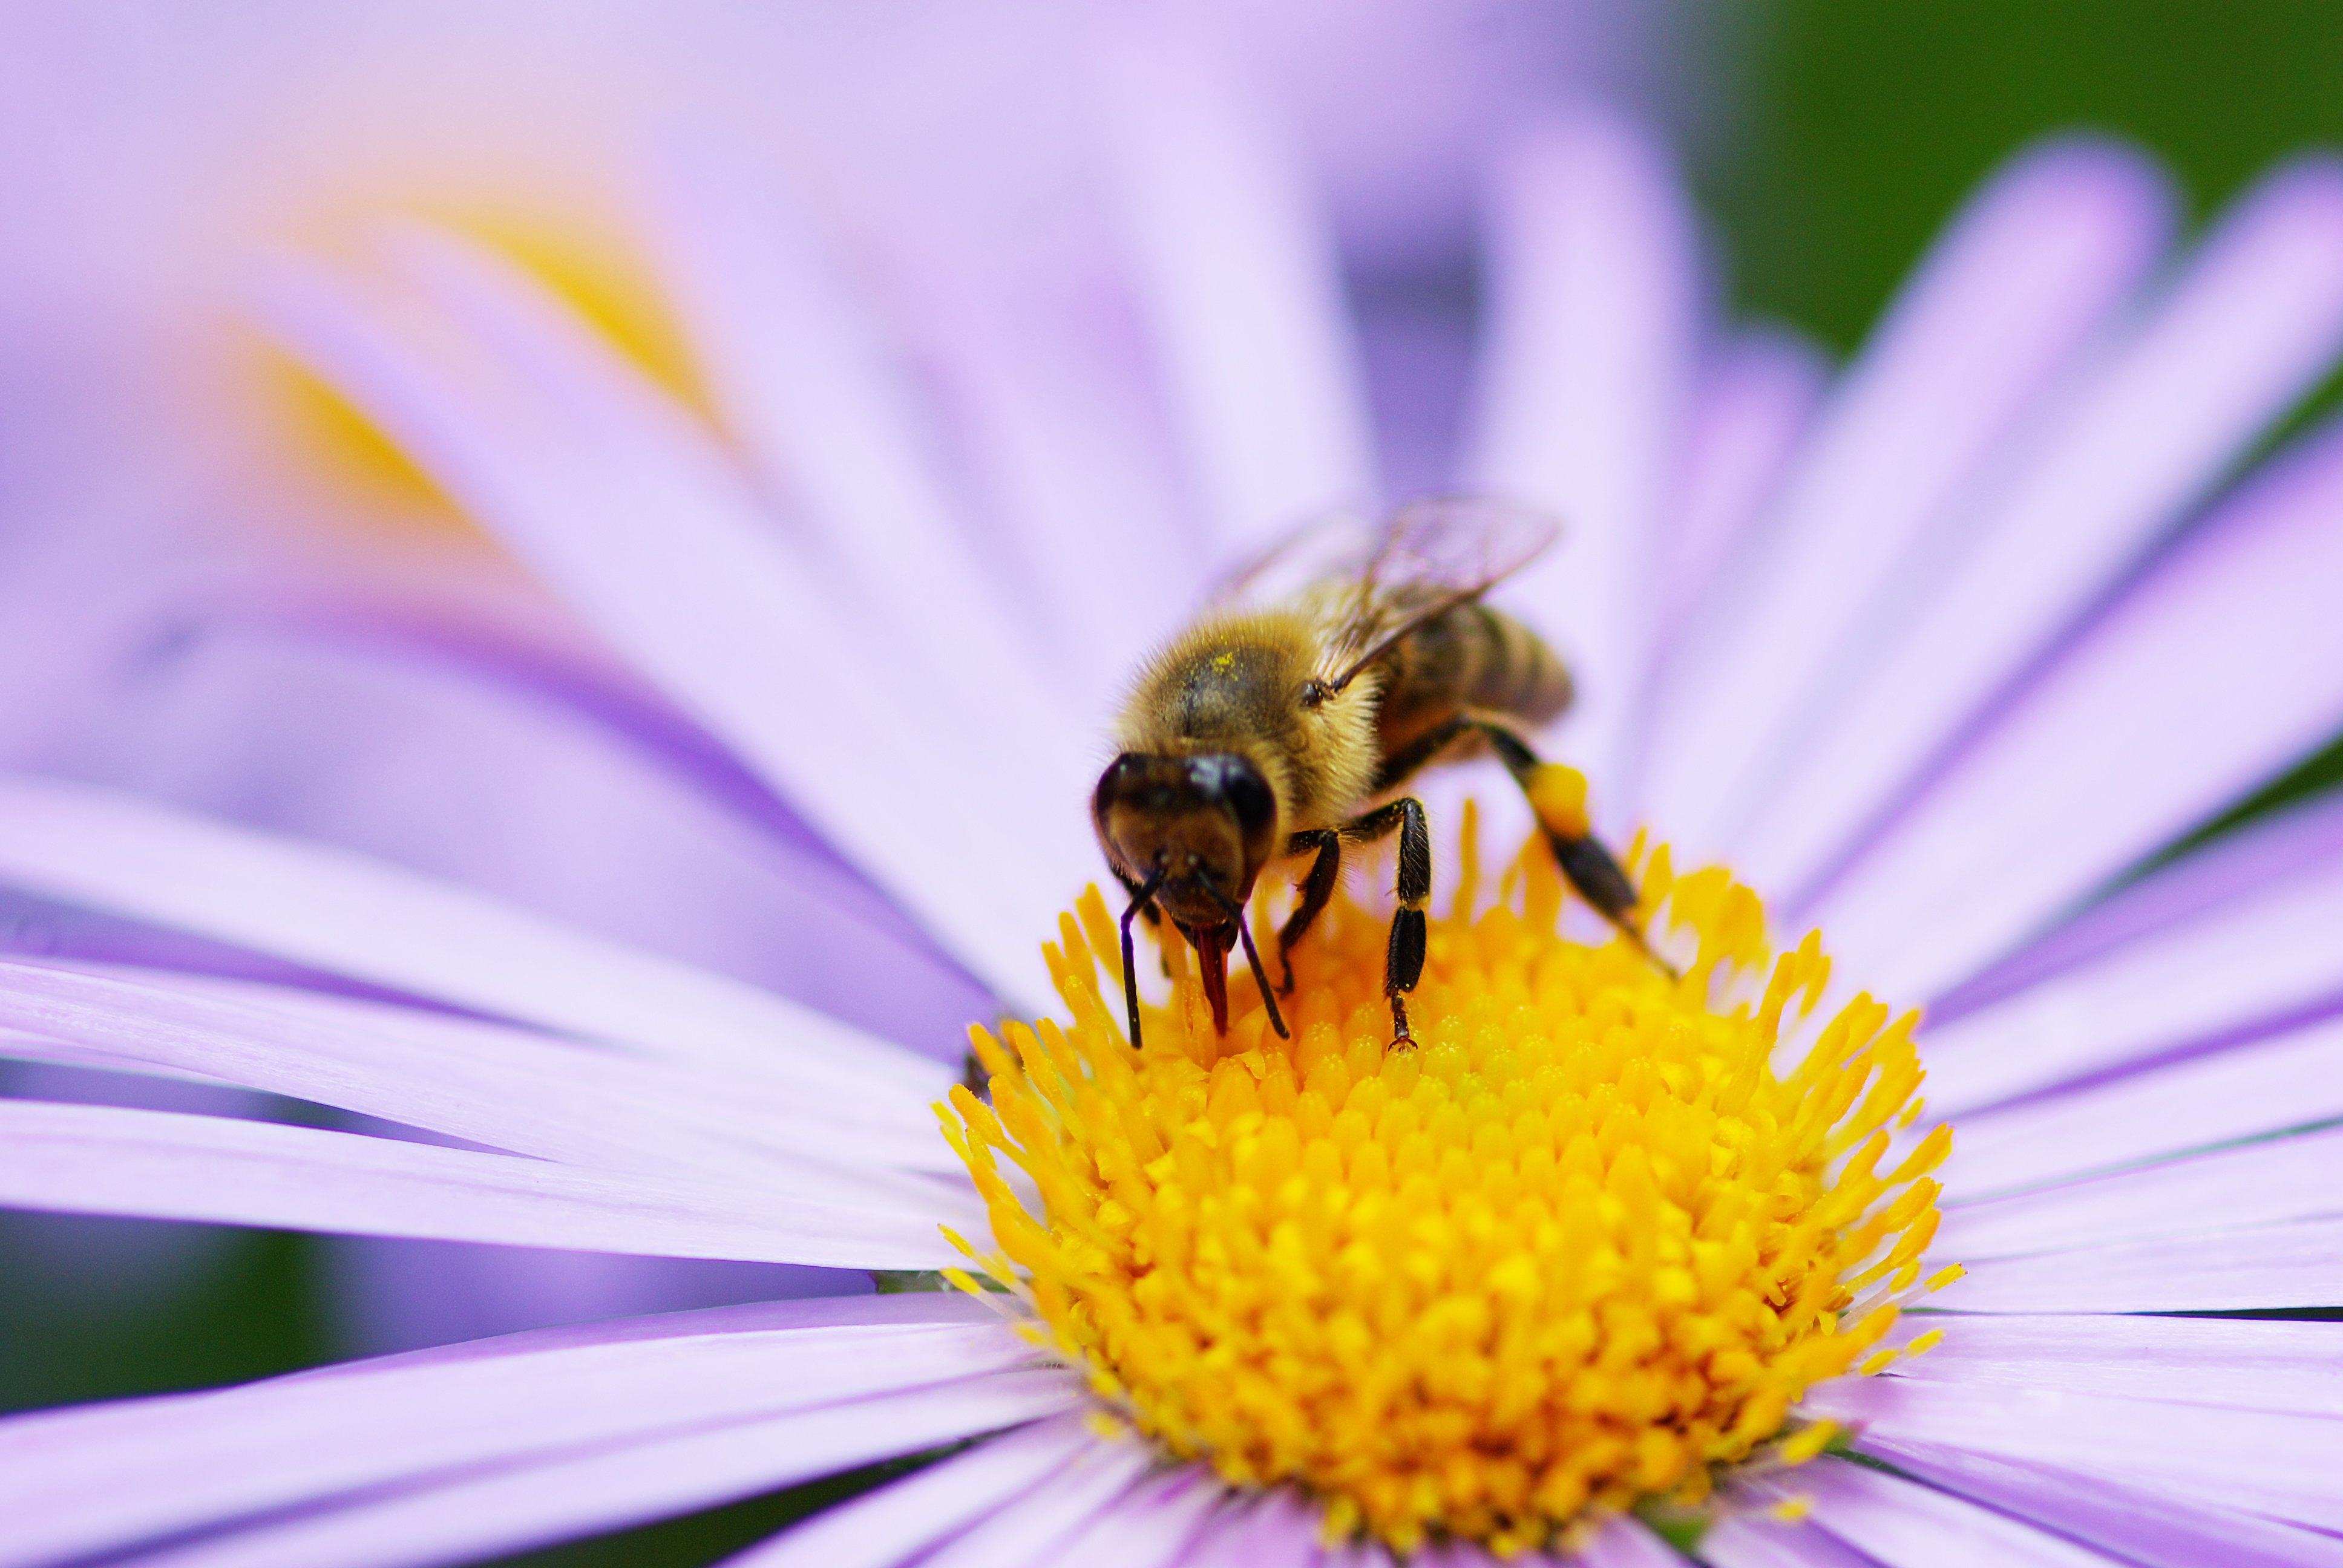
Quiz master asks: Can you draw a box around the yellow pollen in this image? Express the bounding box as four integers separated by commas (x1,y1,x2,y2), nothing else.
942,822,1950,1555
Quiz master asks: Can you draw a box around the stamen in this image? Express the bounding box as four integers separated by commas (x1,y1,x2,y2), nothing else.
947,826,1950,1555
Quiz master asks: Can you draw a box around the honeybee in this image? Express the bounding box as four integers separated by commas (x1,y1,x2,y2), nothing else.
1093,500,1662,1050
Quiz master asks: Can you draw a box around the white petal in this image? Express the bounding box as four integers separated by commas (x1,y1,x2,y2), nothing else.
0,1098,966,1270
1464,108,1700,809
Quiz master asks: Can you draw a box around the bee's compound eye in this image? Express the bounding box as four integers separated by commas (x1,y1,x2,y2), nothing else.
1095,754,1147,817
1190,754,1274,838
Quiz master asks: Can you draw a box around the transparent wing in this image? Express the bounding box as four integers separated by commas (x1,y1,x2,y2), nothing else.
1322,497,1561,688
1204,506,1380,610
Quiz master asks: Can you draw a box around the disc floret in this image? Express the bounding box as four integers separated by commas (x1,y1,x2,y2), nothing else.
942,830,1955,1555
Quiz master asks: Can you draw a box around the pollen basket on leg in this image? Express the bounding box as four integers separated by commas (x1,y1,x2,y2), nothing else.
943,827,1950,1555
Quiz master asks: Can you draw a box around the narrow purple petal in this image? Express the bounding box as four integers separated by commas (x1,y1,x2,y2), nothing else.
0,1099,963,1269
1932,789,2343,1024
1655,328,1829,656
1463,108,1700,806
1939,1015,2343,1198
1858,1434,2343,1568
0,774,947,1105
1931,1216,2343,1313
1699,1511,1879,1568
1803,1375,2343,1530
1642,140,2173,859
1046,1466,1224,1568
1920,857,2343,1119
1166,1489,1322,1567
1757,1458,2120,1567
132,1372,1078,1568
0,1302,1050,1567
1092,11,1374,552
1746,158,2343,900
0,958,959,1180
252,253,1066,1004
720,1414,1094,1568
1882,1313,2343,1416
1938,1126,2343,1257
1809,412,2343,1001
634,137,1080,739
913,1431,1156,1567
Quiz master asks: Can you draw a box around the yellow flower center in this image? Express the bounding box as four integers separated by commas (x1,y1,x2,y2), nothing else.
942,813,1958,1555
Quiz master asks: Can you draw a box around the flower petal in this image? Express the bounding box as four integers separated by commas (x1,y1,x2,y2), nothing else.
1163,1491,1319,1567
1939,1126,2343,1256
718,1415,1095,1568
1746,158,2343,901
1699,1512,1879,1568
1656,328,1829,656
0,958,958,1181
0,1098,966,1270
909,1430,1156,1567
637,136,1069,734
0,1296,1049,1567
1464,108,1700,805
1858,1434,2343,1568
1803,1375,2343,1530
1883,1313,2343,1416
1756,1457,2121,1567
1932,1217,2343,1314
254,250,1066,1004
134,1372,1078,1568
1643,140,2174,857
1940,1014,2343,1198
1092,11,1375,551
1809,413,2343,1001
1921,831,2343,1117
0,774,947,1103
1044,1467,1224,1568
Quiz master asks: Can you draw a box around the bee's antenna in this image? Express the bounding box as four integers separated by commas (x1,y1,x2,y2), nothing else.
1207,881,1290,1041
1119,866,1168,1050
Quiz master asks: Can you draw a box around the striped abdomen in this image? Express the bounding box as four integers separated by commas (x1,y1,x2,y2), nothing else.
1371,599,1573,763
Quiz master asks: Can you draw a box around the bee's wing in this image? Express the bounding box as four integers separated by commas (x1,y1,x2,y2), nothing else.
1322,497,1561,691
1204,508,1381,610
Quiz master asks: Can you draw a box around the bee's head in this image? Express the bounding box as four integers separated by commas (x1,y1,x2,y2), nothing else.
1093,751,1279,927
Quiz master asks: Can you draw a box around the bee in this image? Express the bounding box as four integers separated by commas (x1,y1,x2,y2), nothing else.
1093,500,1663,1050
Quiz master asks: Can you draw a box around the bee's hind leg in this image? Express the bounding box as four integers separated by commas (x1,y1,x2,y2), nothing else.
1479,724,1676,979
1277,829,1343,994
1339,798,1432,1048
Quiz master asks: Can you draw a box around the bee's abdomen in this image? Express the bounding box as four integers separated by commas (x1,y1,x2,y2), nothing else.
1378,603,1573,750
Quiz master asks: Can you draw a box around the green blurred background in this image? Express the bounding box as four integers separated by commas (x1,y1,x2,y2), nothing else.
6,3,2342,1562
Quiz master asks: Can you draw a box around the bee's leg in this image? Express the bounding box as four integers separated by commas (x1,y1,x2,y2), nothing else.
1277,829,1343,994
1339,797,1432,1048
1112,867,1162,927
1478,724,1674,978
1377,713,1670,976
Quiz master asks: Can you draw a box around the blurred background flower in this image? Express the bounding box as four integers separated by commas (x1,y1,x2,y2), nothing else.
4,2,2343,1564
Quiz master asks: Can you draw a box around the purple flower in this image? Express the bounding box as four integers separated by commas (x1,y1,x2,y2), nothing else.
5,17,2343,1568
